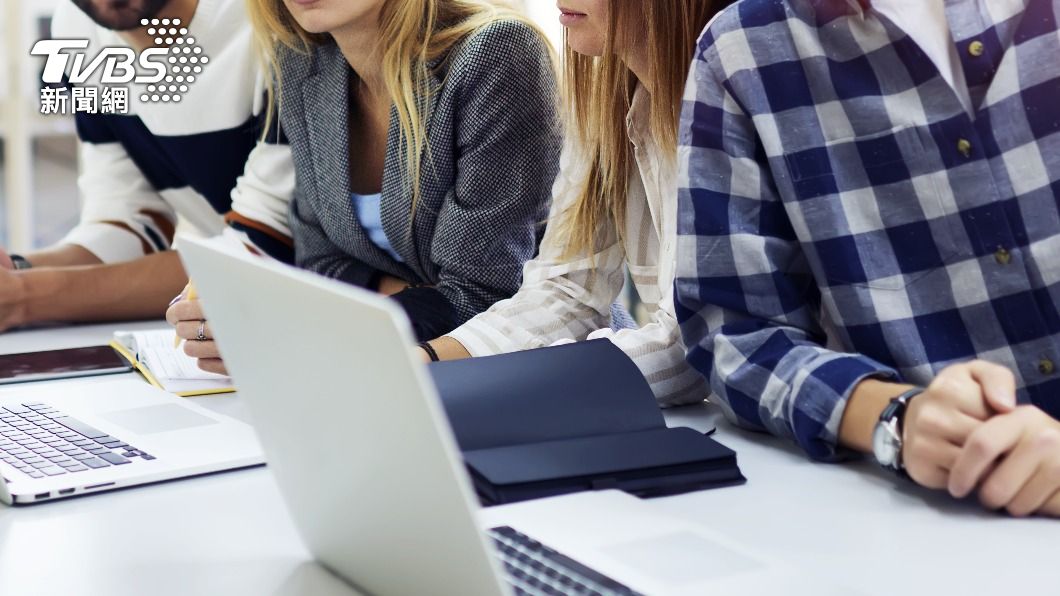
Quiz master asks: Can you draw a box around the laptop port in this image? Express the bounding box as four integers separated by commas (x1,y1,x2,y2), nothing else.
34,492,50,500
84,482,115,491
58,488,75,496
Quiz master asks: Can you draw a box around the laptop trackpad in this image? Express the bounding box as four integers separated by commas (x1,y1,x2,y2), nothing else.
102,404,218,435
601,532,762,584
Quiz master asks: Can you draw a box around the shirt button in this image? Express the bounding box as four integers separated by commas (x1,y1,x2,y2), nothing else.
994,247,1012,265
1039,358,1056,376
968,40,985,57
957,138,973,158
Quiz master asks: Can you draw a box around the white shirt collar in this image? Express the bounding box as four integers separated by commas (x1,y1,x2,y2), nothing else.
869,0,973,113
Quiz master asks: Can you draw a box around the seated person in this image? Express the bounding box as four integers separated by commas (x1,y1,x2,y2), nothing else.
677,0,1060,516
419,0,733,406
167,0,562,372
0,0,292,332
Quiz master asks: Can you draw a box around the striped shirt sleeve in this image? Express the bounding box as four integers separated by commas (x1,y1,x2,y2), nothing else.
61,113,178,263
446,144,707,406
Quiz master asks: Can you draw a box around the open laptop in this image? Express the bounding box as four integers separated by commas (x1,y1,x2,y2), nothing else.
0,363,263,505
181,237,834,596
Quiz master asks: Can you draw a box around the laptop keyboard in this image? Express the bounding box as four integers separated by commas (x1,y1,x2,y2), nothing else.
0,403,154,480
490,526,643,596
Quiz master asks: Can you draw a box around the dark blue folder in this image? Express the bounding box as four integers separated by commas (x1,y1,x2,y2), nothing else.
430,340,746,505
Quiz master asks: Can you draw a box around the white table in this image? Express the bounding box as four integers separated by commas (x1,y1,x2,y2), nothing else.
0,323,1054,596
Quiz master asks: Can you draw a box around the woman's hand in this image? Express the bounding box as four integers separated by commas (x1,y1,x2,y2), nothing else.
166,298,228,375
377,274,411,296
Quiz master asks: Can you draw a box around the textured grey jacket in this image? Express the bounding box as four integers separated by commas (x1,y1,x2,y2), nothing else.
279,20,562,340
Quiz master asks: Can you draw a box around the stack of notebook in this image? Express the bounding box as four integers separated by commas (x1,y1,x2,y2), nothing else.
430,340,745,505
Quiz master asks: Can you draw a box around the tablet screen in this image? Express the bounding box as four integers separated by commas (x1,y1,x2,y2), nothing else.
0,346,133,384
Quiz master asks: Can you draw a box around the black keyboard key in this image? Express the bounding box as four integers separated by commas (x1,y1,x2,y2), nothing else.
489,527,641,596
81,457,110,469
52,417,109,440
98,452,130,465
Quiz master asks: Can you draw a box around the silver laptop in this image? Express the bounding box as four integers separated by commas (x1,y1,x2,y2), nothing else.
181,237,833,596
0,362,263,505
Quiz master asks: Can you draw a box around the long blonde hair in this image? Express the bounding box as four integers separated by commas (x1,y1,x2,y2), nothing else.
247,0,547,211
561,0,720,257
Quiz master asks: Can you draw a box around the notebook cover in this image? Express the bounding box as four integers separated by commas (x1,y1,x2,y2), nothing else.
430,340,666,452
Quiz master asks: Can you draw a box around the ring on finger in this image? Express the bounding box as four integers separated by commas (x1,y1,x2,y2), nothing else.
197,320,208,342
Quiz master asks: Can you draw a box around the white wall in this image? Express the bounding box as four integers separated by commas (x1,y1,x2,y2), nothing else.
522,2,563,50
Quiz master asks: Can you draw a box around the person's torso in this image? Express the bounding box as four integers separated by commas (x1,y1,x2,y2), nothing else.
54,0,264,232
715,0,1060,413
622,90,678,315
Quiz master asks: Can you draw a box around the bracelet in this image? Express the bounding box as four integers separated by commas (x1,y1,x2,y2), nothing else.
418,341,440,362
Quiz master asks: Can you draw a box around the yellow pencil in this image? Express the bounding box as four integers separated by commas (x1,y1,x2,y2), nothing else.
173,281,199,348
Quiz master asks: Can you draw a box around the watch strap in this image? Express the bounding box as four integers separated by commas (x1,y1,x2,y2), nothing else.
884,388,924,475
9,254,32,270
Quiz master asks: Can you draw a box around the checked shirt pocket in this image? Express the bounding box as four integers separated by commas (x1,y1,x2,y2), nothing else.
781,124,962,291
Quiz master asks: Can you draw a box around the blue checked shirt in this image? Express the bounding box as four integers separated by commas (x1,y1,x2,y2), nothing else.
676,0,1060,460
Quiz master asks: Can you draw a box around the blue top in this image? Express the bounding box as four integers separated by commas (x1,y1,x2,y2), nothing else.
676,0,1060,461
352,192,403,263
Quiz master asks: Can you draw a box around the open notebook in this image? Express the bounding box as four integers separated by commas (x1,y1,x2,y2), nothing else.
110,329,234,397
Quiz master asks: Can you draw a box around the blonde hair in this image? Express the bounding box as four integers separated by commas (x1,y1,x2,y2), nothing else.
560,0,720,258
247,0,548,212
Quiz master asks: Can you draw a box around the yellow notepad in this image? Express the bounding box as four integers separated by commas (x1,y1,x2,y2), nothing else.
110,329,235,397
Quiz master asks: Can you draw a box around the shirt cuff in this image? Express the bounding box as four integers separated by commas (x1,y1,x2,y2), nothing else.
792,355,899,462
61,222,150,264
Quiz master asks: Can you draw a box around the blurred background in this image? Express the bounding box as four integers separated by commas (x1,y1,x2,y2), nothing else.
0,0,563,253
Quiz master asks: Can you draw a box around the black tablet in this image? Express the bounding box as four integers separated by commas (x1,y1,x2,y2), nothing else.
0,346,133,385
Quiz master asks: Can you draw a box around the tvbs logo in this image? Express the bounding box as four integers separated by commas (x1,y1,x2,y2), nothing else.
33,39,168,84
32,18,207,103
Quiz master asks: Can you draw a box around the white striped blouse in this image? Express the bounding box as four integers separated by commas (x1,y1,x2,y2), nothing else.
445,87,708,406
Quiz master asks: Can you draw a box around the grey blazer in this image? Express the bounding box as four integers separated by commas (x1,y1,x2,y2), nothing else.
279,20,562,340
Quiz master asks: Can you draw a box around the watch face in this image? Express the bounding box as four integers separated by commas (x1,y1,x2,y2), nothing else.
873,421,901,468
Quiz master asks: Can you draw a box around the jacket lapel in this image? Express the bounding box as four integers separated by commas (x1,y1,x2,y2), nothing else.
302,45,377,261
380,61,445,281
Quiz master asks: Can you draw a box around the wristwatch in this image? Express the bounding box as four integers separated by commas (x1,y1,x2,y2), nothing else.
9,254,32,270
872,388,924,474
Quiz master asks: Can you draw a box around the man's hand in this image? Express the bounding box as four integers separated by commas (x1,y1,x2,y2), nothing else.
166,298,228,375
0,266,28,332
901,361,1017,489
948,406,1060,517
0,249,15,270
